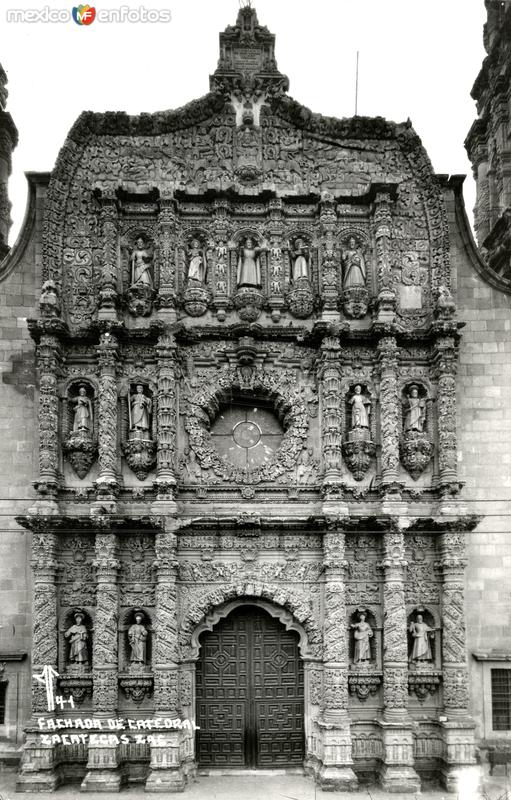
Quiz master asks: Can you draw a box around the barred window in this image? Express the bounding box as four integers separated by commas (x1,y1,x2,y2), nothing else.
491,669,511,731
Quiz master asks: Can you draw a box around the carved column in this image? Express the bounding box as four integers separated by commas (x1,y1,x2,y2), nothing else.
319,194,339,316
373,190,396,323
82,530,123,791
267,198,285,322
433,336,459,494
146,526,185,792
16,530,59,791
320,334,345,502
438,529,476,792
378,529,420,792
157,195,177,317
377,336,401,495
35,335,61,505
98,197,119,318
154,332,178,504
317,529,357,791
95,332,119,503
211,199,230,321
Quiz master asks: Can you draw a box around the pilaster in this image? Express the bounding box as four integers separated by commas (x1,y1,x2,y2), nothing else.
145,525,185,793
320,335,346,504
378,529,420,793
97,197,119,318
35,335,62,506
95,333,119,506
433,336,459,494
438,529,476,792
81,530,123,791
377,336,402,497
317,528,357,791
17,530,60,791
154,332,178,506
157,195,178,317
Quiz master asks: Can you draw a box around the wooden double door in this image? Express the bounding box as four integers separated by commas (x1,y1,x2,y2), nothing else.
196,605,304,768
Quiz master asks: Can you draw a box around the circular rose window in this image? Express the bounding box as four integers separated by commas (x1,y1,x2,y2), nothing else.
210,401,283,471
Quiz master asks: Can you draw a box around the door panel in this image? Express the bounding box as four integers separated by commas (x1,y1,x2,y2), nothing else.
196,605,304,769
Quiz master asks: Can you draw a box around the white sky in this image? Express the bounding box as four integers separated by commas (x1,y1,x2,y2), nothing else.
0,0,486,242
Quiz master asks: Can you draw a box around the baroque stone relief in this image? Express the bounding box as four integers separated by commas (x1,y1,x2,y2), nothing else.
181,362,314,487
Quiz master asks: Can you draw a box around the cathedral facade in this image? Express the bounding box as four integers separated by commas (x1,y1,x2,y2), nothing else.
0,4,510,794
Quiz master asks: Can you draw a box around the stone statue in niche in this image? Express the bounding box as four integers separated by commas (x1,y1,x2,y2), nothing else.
400,384,434,480
123,384,157,480
342,236,366,289
187,239,207,284
63,385,98,479
127,236,155,316
287,237,314,319
234,237,266,322
131,237,153,288
64,611,89,666
349,384,371,430
237,237,263,288
404,385,426,433
342,385,376,481
72,386,93,435
409,614,434,662
340,234,369,319
351,613,373,663
128,611,148,665
129,385,152,441
292,238,310,282
183,238,211,317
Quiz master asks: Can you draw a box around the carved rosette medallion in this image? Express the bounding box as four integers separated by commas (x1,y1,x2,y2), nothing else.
287,277,314,319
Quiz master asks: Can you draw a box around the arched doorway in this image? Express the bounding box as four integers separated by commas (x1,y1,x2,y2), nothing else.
196,604,305,769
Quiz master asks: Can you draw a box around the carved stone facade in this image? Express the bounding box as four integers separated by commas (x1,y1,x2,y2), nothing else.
0,6,500,796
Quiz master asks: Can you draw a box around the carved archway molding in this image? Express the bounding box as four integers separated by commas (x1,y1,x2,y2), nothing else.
180,586,320,661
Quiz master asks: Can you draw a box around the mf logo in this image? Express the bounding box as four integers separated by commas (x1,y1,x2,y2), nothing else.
72,4,96,25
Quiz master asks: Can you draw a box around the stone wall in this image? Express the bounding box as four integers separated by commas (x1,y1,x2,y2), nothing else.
0,174,47,743
447,176,511,739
